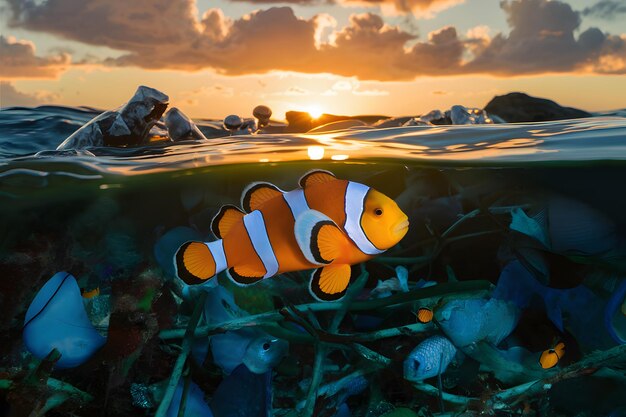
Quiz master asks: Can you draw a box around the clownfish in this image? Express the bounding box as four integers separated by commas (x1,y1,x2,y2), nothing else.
539,342,565,369
174,170,409,301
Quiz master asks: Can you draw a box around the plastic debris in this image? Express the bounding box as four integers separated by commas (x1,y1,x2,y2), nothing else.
23,272,107,369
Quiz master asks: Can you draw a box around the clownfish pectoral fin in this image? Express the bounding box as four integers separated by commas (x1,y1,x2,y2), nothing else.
226,265,265,286
175,241,227,285
309,264,355,301
241,182,284,212
298,169,336,188
211,204,245,239
295,209,347,265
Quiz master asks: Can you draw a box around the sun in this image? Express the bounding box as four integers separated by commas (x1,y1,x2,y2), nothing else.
307,105,324,119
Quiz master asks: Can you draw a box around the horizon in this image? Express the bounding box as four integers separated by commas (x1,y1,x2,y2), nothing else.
1,0,626,119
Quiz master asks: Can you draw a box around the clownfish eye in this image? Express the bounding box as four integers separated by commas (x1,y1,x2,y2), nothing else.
262,342,271,350
374,208,383,216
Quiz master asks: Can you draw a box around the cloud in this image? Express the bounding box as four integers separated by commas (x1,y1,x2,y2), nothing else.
226,0,464,17
345,0,464,17
0,82,59,107
582,0,626,20
0,35,70,78
229,0,324,3
465,0,626,75
352,88,389,95
324,79,388,95
274,86,312,96
5,0,626,80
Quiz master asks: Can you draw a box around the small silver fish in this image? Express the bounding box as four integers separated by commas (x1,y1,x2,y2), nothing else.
403,335,458,381
242,336,289,374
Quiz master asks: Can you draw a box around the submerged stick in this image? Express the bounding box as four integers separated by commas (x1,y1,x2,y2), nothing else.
351,343,392,367
155,291,207,417
411,382,476,405
159,280,491,340
311,322,430,343
177,364,192,417
301,343,328,417
490,343,626,405
0,378,94,403
301,266,369,417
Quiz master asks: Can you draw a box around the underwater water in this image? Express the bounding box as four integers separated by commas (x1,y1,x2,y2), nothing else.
1,106,626,417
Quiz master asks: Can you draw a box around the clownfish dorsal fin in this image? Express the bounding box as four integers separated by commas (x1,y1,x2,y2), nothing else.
309,264,355,301
294,209,347,265
211,204,245,239
241,182,284,212
298,169,336,188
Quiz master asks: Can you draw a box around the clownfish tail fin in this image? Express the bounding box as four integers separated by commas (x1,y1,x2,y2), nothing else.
211,204,245,239
309,264,356,302
174,240,228,285
294,209,347,265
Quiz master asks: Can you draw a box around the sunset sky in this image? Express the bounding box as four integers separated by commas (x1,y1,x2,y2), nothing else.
1,0,625,119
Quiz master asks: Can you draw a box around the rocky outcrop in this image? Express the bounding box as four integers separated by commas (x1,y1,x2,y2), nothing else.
485,92,591,123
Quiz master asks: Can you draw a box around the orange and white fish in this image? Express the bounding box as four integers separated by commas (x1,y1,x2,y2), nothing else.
174,170,409,301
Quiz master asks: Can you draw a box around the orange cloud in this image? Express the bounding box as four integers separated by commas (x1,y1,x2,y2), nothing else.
5,0,626,80
339,0,465,17
0,35,70,78
227,0,464,16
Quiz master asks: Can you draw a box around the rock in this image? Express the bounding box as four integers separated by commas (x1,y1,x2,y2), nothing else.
484,92,591,122
285,111,316,132
164,108,207,141
57,85,169,150
239,118,257,134
253,105,272,128
223,115,243,132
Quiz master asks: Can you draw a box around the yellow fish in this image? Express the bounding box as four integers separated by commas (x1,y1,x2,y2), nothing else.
175,170,409,301
539,342,565,369
81,287,100,299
